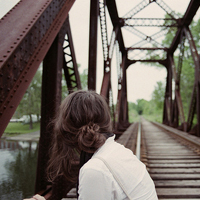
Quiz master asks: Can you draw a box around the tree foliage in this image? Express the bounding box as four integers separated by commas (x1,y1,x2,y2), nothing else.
16,68,42,129
152,81,165,111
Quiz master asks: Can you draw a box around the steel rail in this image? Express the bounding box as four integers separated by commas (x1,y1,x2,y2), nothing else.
153,121,200,150
136,121,141,160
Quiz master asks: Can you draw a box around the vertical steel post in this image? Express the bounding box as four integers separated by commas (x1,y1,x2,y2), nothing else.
163,62,172,125
35,34,63,196
88,0,99,90
116,51,129,131
168,54,186,131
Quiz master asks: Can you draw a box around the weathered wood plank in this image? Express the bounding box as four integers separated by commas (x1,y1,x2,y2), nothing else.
154,180,200,187
156,188,200,198
150,168,200,173
151,174,200,180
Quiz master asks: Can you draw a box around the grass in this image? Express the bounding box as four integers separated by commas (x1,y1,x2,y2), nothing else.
3,122,40,137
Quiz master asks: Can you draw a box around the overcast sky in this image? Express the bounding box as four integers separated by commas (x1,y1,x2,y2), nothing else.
1,0,199,103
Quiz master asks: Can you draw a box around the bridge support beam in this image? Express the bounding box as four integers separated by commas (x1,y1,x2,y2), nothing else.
35,19,75,199
163,63,173,126
35,34,62,196
184,27,200,137
116,52,129,131
0,0,75,137
88,0,99,91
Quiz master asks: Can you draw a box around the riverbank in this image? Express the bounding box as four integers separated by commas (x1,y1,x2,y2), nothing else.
2,131,40,142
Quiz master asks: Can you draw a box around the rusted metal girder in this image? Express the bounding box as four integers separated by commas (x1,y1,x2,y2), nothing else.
35,17,79,199
168,54,186,131
127,59,166,65
88,0,99,90
106,0,126,55
35,32,63,198
169,0,200,54
184,26,200,136
163,64,172,126
116,51,129,131
0,0,75,137
63,16,81,93
100,26,119,98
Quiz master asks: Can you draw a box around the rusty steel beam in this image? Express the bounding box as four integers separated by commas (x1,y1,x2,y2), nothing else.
169,54,186,131
35,16,79,199
35,34,63,195
100,70,110,98
63,17,81,93
169,0,200,54
116,52,129,131
106,0,125,55
99,0,109,62
127,59,166,66
184,26,200,136
88,0,99,90
100,26,119,98
187,84,196,132
163,64,172,125
0,0,75,137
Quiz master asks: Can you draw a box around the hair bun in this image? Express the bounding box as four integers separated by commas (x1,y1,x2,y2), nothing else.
78,122,106,153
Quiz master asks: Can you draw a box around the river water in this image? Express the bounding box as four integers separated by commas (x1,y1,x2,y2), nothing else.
0,139,38,200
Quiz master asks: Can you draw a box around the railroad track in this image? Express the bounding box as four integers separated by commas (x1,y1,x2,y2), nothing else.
65,119,200,199
141,119,200,200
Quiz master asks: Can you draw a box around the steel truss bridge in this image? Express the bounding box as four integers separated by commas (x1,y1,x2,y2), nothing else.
0,0,200,199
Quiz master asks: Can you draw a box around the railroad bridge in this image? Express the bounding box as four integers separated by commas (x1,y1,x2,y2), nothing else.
0,0,200,199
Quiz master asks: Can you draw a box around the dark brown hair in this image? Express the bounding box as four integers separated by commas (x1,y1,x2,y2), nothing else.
47,90,113,182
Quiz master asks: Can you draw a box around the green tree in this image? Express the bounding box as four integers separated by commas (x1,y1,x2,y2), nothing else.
136,99,150,115
16,69,42,129
80,68,88,90
128,102,138,122
152,81,165,111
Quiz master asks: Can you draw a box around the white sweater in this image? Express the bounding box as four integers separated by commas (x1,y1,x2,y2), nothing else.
78,135,158,200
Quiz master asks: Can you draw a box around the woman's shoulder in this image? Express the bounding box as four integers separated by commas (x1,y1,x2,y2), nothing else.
79,157,114,182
